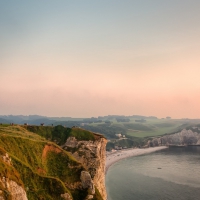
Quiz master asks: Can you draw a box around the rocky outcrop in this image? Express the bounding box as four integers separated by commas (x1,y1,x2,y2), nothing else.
80,171,95,199
2,153,12,165
62,134,107,200
61,193,72,200
80,171,95,194
148,129,200,147
0,152,28,200
0,178,28,200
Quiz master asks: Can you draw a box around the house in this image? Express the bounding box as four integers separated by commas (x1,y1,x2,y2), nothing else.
115,133,122,138
114,146,122,150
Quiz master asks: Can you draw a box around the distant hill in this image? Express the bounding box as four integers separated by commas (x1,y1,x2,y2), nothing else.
0,117,11,124
1,115,200,148
0,115,48,124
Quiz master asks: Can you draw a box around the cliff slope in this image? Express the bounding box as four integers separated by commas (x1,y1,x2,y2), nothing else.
0,125,106,200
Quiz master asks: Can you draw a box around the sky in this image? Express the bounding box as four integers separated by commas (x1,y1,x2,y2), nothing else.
1,0,200,118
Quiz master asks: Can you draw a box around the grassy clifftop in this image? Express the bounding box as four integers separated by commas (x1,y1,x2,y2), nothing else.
24,125,103,144
0,125,103,200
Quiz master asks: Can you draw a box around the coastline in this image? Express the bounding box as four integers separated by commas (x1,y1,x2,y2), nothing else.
106,146,168,173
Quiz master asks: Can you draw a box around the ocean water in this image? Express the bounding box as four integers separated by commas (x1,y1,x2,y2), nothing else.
106,146,200,200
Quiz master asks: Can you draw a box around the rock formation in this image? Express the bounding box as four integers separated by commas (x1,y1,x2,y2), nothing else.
0,151,28,200
62,134,107,200
0,179,28,200
60,193,73,200
148,129,200,147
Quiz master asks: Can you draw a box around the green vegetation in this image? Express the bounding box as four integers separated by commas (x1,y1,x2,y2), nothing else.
85,118,200,139
25,125,95,145
0,125,103,200
0,157,23,187
1,115,200,152
23,125,53,140
45,151,83,183
70,127,95,141
79,117,200,150
125,120,187,138
13,159,70,200
93,187,103,200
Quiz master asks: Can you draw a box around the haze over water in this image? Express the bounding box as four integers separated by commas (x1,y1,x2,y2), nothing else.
106,146,200,200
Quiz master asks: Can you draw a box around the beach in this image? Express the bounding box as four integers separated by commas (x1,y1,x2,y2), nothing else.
106,146,168,173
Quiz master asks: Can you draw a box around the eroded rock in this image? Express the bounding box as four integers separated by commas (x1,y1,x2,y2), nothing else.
80,171,95,195
0,178,28,200
61,193,72,200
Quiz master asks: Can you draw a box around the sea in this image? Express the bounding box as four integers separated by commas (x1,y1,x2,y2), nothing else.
106,146,200,200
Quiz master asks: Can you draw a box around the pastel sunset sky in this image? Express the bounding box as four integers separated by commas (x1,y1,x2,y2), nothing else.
1,0,200,118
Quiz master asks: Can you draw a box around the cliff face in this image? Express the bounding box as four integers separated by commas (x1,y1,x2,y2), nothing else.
62,134,107,200
149,129,200,147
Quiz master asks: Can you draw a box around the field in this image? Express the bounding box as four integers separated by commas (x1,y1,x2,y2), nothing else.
124,119,183,138
83,118,200,139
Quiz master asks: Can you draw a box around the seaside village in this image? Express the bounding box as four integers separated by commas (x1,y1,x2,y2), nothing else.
110,133,128,152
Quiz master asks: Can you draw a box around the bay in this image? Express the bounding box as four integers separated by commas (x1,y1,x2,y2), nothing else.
106,146,200,200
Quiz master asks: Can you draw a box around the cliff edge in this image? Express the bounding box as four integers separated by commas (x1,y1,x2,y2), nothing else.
62,130,107,200
0,149,28,200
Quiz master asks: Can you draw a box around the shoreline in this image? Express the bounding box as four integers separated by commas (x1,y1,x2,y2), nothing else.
105,146,168,173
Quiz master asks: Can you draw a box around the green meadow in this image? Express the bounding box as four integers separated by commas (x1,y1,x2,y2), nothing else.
124,119,183,138
83,118,200,140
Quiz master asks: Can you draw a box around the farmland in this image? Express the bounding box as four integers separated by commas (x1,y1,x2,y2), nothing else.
84,117,199,139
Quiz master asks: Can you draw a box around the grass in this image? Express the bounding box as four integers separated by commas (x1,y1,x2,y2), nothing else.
87,118,200,140
24,125,96,145
83,118,191,139
70,127,95,141
12,159,70,200
120,119,190,138
126,125,180,138
45,150,84,183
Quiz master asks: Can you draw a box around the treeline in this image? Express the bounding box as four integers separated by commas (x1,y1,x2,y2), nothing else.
116,118,130,122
